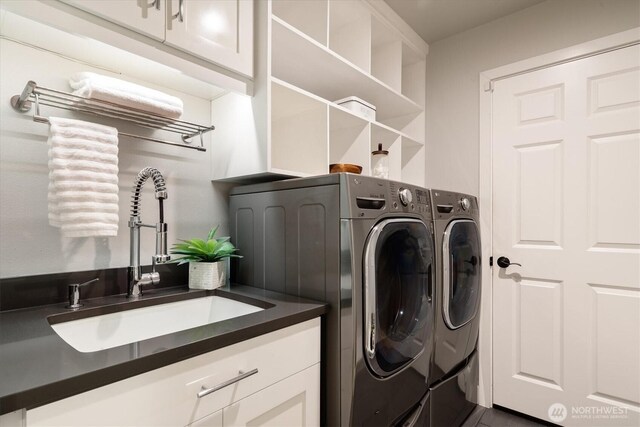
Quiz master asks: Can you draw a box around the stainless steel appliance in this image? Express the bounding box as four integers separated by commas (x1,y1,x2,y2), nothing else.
428,190,481,427
230,174,436,426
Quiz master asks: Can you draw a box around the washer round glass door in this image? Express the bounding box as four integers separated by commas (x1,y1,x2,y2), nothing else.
364,218,434,377
443,219,481,329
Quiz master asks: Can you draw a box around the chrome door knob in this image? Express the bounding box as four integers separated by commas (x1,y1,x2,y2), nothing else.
497,256,521,268
398,188,413,206
460,197,471,211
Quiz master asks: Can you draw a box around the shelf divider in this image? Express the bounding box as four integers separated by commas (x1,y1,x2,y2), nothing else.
272,16,423,121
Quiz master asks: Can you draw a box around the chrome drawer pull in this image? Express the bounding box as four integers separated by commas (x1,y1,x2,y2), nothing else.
172,0,185,23
197,368,258,398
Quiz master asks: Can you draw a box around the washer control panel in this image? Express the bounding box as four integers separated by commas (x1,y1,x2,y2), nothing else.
388,182,431,215
398,188,413,206
431,190,478,219
348,176,431,219
460,197,471,211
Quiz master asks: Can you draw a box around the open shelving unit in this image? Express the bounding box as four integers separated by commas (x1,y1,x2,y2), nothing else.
270,81,328,176
212,0,428,185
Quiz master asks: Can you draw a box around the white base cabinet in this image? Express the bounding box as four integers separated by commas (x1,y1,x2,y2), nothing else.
188,364,320,427
26,319,320,427
223,364,319,427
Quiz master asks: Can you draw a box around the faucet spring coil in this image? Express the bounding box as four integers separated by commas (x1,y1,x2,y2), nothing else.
130,167,167,217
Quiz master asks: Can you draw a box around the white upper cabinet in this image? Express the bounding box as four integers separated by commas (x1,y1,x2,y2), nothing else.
61,0,166,40
165,0,253,77
60,0,253,78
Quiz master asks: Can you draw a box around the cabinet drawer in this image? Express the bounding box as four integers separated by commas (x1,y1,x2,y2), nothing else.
27,318,320,426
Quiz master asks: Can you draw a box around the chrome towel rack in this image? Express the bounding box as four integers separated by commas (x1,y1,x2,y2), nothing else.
10,81,214,152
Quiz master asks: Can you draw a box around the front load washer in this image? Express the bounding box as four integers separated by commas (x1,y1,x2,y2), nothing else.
229,174,436,426
428,190,482,427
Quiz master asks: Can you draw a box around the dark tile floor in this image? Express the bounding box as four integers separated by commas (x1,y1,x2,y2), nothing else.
462,406,554,427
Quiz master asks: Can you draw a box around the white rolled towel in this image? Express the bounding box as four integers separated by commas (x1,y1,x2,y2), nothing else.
49,158,119,175
48,117,119,237
69,72,184,119
50,170,119,184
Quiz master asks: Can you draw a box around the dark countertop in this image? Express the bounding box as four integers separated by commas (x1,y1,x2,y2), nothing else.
0,284,328,415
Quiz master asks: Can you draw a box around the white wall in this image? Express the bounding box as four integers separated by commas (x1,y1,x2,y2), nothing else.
0,23,231,278
425,0,640,196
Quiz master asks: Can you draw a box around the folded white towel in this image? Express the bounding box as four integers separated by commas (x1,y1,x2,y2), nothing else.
51,190,119,204
49,158,119,175
50,170,118,184
53,201,119,213
52,180,119,193
49,136,119,155
48,117,119,237
69,72,184,119
57,222,119,237
50,147,119,164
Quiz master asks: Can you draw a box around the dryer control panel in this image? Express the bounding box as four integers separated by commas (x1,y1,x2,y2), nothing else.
430,190,479,220
388,182,431,216
344,175,431,220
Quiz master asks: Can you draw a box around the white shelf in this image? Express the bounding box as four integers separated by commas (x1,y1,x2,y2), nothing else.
329,106,370,171
371,16,402,92
270,78,423,181
272,77,423,145
272,0,328,46
401,137,425,186
270,81,328,176
272,16,423,121
328,0,371,73
402,43,426,106
371,120,423,146
380,110,425,144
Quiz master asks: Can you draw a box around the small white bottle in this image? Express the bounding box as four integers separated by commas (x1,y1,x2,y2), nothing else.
371,143,389,179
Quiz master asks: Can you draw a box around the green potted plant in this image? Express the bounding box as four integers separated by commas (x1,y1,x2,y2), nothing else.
170,226,242,290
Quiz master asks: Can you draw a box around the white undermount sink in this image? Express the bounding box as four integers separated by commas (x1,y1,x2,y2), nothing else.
50,295,264,353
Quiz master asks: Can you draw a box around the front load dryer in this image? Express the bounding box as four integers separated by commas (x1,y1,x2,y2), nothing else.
428,190,482,427
230,174,436,426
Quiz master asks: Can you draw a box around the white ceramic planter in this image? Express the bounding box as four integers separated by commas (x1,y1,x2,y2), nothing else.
188,261,225,290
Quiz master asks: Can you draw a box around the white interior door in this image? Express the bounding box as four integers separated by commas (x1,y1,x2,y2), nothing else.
492,44,640,426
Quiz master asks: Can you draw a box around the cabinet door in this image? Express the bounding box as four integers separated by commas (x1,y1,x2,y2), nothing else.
165,0,253,77
223,364,320,427
61,0,165,41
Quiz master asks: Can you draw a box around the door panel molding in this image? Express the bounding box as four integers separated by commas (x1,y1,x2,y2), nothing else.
478,27,640,411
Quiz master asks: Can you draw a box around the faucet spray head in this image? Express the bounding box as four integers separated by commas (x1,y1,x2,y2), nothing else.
154,222,170,264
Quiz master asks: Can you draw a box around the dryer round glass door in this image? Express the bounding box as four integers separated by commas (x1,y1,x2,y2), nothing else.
364,218,435,377
442,219,481,329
